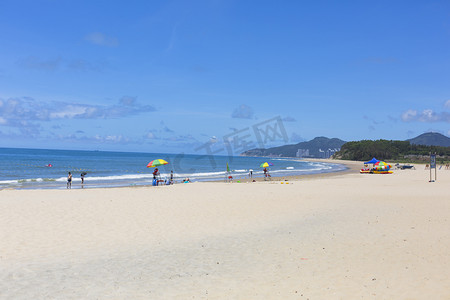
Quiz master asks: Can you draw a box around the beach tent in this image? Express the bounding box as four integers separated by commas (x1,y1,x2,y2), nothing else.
364,158,379,165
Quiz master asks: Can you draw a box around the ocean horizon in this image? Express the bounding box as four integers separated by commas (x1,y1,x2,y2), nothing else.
0,147,347,189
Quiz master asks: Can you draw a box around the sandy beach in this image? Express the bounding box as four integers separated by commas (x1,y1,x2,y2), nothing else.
1,161,449,299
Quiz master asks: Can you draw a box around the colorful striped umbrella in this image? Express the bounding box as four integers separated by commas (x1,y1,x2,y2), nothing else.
260,162,274,168
147,159,169,168
374,161,391,171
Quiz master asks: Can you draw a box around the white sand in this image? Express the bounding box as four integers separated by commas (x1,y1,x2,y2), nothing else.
0,163,449,299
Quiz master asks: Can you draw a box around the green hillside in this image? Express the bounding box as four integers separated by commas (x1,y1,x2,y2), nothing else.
335,139,450,162
408,132,450,147
241,137,346,158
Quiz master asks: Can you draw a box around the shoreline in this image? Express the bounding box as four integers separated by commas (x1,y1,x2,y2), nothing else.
220,158,361,183
1,158,354,190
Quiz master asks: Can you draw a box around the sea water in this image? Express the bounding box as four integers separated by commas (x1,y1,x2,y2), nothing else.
0,148,346,189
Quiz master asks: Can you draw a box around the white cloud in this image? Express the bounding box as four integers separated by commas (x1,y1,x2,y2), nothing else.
421,109,439,122
401,109,450,123
105,135,128,143
401,109,417,122
403,101,450,123
49,105,95,119
146,132,157,139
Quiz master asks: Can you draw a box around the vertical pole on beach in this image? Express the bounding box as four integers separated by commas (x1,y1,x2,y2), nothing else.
435,152,437,181
429,152,437,182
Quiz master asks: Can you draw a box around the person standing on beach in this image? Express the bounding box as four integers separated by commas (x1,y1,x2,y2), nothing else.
67,172,72,189
249,169,253,178
170,170,174,184
81,173,85,184
153,167,159,180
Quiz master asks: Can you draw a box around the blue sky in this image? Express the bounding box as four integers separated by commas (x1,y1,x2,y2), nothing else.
1,0,449,154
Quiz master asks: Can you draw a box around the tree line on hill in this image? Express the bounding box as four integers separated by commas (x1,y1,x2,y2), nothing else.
240,132,450,162
334,139,450,162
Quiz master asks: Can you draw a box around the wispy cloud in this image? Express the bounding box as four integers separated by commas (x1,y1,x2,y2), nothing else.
17,56,62,71
363,115,384,125
363,56,399,65
17,56,108,72
143,121,194,144
445,99,450,109
36,126,176,147
231,104,254,119
0,96,155,123
143,129,200,150
0,96,156,137
44,132,135,145
387,115,398,122
159,120,174,133
85,32,119,47
290,132,304,143
282,116,297,122
67,59,108,72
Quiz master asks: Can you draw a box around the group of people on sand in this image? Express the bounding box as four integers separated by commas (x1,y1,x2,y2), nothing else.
425,163,450,170
263,167,271,180
66,172,86,189
67,168,181,189
152,168,178,186
227,168,270,182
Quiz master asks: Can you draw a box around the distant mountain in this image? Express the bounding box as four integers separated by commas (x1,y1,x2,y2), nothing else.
241,137,346,158
408,132,450,147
